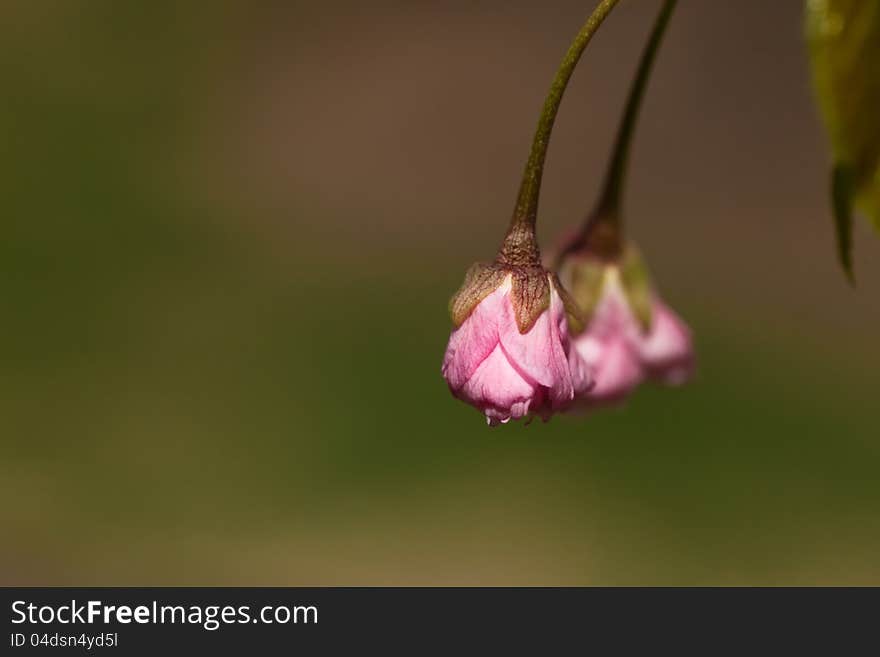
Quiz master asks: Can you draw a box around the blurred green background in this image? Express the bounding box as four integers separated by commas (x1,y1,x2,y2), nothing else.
2,1,879,585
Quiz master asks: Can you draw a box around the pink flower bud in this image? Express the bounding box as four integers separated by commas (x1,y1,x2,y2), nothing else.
442,269,591,425
560,246,694,409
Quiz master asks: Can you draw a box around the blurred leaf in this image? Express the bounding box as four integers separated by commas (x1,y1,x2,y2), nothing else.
831,164,856,282
806,0,880,275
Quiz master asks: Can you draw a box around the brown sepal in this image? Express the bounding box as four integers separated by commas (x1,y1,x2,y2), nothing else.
509,266,550,334
449,262,560,335
558,253,606,328
448,262,508,328
619,245,654,333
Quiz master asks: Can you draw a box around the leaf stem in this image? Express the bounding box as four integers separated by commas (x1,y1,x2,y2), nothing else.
498,0,621,266
598,0,676,222
566,0,677,262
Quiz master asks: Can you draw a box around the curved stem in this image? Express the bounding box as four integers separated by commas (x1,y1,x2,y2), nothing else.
595,0,677,227
498,0,621,266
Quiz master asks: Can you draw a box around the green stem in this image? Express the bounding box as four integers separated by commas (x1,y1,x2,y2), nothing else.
498,0,621,266
588,0,678,247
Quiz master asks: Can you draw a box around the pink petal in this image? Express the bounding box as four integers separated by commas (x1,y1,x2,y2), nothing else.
566,335,594,398
586,277,640,342
441,283,507,391
637,299,694,385
458,343,537,424
556,295,593,399
575,335,643,404
497,280,573,406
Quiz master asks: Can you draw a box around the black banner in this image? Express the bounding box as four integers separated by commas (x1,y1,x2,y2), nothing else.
1,588,876,653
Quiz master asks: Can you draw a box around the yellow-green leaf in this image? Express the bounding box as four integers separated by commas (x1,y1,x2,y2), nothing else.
831,164,856,283
806,0,880,274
